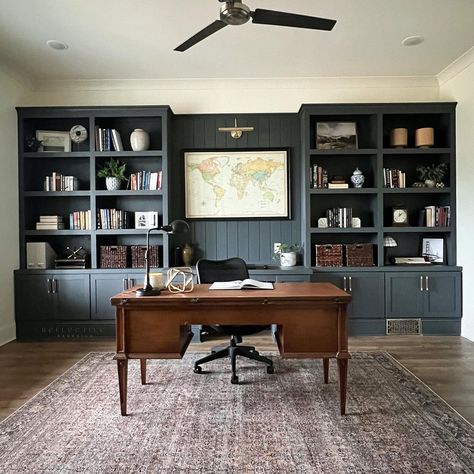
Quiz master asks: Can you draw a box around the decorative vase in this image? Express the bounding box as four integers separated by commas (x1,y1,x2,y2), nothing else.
424,179,436,188
105,177,121,191
389,128,408,148
280,252,297,268
182,244,193,266
130,128,150,151
350,168,365,188
415,127,434,148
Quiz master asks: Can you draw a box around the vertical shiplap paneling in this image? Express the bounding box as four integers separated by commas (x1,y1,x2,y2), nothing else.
173,113,301,264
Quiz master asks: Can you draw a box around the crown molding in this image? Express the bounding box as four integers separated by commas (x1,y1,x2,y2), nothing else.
437,47,474,85
34,75,438,93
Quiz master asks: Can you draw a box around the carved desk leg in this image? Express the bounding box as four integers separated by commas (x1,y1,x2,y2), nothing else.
337,358,348,415
140,359,147,385
116,357,128,416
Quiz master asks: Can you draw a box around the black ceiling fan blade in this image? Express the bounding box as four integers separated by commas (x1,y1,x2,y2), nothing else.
251,9,336,31
174,20,227,52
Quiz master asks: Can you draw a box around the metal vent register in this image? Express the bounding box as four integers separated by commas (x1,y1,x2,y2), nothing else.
386,319,422,335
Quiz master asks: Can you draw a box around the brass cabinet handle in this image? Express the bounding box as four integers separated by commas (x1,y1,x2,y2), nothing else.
343,276,347,292
349,276,352,292
425,276,429,292
420,276,424,292
191,298,200,304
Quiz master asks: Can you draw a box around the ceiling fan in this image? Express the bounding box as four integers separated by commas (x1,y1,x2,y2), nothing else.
174,0,336,52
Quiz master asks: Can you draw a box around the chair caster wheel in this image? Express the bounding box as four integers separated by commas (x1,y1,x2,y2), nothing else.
193,366,202,374
231,375,239,384
267,365,274,374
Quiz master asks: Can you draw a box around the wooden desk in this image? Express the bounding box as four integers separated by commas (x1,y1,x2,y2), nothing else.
111,282,352,416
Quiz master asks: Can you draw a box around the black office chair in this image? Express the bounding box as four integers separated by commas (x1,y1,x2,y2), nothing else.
193,257,274,384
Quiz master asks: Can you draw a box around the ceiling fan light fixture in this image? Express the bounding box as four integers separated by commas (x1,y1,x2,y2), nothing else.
220,1,251,25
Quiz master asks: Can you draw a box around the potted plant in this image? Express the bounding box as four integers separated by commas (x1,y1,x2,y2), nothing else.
97,158,127,191
416,163,448,188
273,243,301,268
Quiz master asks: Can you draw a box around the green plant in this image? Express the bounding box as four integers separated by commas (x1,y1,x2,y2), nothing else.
272,243,301,261
97,158,127,180
416,163,448,183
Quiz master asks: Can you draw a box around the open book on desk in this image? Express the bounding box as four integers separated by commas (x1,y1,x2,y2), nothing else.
209,279,274,290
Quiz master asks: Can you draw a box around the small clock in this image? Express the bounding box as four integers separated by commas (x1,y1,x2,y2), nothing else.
392,207,409,226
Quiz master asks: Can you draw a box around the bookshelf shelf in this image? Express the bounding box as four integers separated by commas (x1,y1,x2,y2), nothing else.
94,151,163,158
309,188,378,195
23,152,91,159
24,230,92,236
382,148,451,155
95,229,165,235
95,190,163,196
383,226,452,233
382,188,451,194
24,191,92,197
310,227,378,234
309,148,377,155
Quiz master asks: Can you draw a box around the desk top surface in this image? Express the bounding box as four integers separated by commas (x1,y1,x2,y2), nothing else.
111,282,351,305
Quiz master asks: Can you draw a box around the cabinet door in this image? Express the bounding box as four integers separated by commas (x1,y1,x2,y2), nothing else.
91,274,128,320
424,272,462,318
15,274,53,320
346,273,384,319
52,274,90,320
275,274,311,283
385,272,424,318
311,273,346,290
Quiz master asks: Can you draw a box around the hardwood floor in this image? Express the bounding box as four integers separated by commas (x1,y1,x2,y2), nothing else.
1,334,474,424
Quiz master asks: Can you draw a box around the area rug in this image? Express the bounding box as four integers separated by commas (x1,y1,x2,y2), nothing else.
1,353,473,473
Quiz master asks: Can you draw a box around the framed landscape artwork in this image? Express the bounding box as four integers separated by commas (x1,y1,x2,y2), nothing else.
184,149,289,219
421,237,444,263
316,122,358,150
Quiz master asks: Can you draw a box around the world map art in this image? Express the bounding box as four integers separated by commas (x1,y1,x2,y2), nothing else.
185,150,289,218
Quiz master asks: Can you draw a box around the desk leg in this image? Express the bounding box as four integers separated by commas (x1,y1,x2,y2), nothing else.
117,358,128,416
140,359,147,385
323,358,329,384
337,358,348,415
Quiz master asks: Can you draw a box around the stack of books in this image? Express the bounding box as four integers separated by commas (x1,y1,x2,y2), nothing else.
97,209,132,230
36,215,64,230
95,127,123,152
128,171,162,191
327,176,349,189
69,210,92,230
326,208,353,228
310,164,328,188
383,168,406,188
44,173,79,191
420,205,451,227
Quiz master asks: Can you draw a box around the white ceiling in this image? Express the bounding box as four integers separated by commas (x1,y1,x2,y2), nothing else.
0,0,473,81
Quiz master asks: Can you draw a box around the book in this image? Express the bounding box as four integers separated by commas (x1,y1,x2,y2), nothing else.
328,183,349,189
111,129,124,151
209,279,274,290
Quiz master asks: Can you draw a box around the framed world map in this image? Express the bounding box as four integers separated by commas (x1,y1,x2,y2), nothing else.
184,149,289,219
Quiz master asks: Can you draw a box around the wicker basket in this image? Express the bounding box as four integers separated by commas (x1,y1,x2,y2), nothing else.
315,244,344,267
345,243,374,267
100,245,128,269
131,245,160,268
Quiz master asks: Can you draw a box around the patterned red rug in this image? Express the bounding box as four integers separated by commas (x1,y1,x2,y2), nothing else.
1,352,473,473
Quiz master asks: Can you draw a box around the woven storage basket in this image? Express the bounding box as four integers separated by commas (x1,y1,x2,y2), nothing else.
131,245,160,268
345,243,374,267
100,245,128,269
315,244,343,267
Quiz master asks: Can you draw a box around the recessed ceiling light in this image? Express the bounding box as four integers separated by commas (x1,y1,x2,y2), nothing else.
402,36,424,47
46,40,69,51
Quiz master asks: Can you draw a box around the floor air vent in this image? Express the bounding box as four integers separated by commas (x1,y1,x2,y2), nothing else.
386,319,422,335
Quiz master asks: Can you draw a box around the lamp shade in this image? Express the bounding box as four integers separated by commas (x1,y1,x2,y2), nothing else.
384,236,398,248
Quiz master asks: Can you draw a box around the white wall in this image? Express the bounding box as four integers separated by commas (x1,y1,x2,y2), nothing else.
0,65,28,345
440,54,474,341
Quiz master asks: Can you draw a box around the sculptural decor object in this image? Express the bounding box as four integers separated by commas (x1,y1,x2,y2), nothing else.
130,128,150,151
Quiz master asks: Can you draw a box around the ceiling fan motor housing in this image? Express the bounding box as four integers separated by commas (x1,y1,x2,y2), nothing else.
220,1,251,25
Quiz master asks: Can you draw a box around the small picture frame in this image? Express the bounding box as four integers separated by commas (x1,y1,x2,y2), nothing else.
134,211,159,229
316,122,358,150
421,238,444,263
36,130,71,152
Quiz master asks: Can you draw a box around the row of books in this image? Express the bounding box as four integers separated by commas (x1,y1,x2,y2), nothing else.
44,173,79,192
326,207,354,228
383,168,406,188
128,171,162,191
310,165,329,188
36,215,64,230
421,206,451,227
95,127,123,152
97,209,132,230
69,210,92,230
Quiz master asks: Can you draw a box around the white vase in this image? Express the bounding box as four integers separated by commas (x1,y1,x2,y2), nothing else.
106,177,121,191
280,252,297,268
130,128,150,151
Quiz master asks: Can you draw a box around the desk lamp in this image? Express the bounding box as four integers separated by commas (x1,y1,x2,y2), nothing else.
136,219,189,297
383,236,397,265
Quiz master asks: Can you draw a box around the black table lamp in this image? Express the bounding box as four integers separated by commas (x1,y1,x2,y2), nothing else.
136,219,190,297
